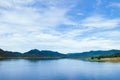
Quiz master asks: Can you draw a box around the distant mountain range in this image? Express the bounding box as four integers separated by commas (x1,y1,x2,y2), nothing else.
0,48,66,59
67,50,120,58
0,48,120,59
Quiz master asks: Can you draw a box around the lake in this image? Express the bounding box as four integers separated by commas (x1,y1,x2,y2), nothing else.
0,59,120,80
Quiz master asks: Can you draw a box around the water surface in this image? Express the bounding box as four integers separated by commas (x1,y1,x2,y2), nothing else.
0,59,120,80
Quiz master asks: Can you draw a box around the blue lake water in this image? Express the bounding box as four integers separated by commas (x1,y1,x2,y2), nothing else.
0,59,120,80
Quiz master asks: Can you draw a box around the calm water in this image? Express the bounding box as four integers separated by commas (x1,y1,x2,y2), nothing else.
0,59,120,80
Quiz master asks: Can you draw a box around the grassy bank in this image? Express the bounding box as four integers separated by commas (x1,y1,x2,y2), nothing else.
90,57,120,62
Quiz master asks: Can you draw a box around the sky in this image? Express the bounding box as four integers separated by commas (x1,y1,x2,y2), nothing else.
0,0,120,53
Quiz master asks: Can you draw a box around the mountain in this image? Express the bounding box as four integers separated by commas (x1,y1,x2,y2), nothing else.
0,48,66,59
94,52,120,58
24,49,41,54
108,53,120,57
23,49,66,58
0,48,120,59
0,48,21,58
67,50,120,58
0,49,5,56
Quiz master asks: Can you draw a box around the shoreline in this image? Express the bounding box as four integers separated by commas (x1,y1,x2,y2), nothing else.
90,57,120,62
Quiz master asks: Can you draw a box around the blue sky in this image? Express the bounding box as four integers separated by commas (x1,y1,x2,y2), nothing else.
0,0,120,53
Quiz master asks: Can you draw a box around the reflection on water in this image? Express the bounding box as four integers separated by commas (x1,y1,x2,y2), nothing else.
0,59,120,80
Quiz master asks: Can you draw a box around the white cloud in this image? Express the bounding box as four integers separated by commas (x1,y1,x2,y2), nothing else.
81,15,120,28
0,0,120,53
90,30,120,42
1,29,120,53
77,12,84,16
96,0,102,6
0,0,75,32
0,0,35,10
109,2,120,8
0,0,80,53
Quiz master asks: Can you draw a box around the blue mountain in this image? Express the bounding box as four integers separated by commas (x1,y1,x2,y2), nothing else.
67,50,120,58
